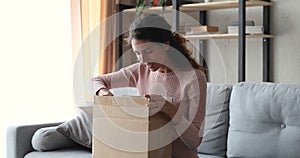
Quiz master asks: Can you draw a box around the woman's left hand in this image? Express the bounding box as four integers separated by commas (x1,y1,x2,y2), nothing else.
144,94,167,116
145,94,179,120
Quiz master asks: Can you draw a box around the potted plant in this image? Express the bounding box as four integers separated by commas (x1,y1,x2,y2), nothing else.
133,0,172,15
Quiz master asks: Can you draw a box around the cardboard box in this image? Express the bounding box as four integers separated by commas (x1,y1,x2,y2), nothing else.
93,96,172,158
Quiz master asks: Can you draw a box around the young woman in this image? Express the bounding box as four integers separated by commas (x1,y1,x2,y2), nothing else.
91,14,206,158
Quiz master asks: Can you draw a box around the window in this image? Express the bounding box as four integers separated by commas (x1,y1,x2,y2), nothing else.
0,0,76,157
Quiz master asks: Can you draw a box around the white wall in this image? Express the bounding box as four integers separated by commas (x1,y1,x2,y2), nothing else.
0,0,76,157
271,0,300,84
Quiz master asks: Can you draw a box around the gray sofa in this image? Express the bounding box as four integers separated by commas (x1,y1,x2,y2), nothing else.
7,82,300,158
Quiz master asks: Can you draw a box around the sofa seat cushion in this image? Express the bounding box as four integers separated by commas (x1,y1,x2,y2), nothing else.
227,82,300,158
198,153,226,158
24,147,91,158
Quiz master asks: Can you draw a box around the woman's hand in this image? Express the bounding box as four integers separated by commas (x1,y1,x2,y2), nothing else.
145,94,177,118
145,94,165,116
97,88,114,96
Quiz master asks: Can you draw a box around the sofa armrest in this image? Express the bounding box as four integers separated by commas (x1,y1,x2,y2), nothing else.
6,122,63,158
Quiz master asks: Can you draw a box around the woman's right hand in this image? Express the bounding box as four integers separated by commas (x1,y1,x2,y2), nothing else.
97,88,114,96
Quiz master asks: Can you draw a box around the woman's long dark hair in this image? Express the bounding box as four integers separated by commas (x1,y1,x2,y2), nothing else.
128,14,203,71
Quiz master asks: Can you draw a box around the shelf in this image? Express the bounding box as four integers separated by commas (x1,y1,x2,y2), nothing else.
122,1,272,13
122,6,173,14
180,0,272,11
123,34,272,41
184,33,273,40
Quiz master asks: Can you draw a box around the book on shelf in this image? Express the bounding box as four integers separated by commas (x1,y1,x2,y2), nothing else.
227,26,264,34
185,25,219,35
190,25,219,32
185,31,222,35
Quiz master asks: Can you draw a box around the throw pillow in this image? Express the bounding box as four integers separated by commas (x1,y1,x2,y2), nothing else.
55,88,137,149
56,107,93,149
197,83,232,156
32,126,77,151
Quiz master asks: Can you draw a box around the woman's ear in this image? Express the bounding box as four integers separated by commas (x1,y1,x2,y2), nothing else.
162,41,170,51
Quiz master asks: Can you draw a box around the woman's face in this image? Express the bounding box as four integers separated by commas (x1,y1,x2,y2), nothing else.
131,38,170,72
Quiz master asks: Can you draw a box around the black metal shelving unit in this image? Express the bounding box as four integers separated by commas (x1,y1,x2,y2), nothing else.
262,0,271,82
173,0,272,82
238,0,246,82
116,3,135,70
238,0,271,82
117,0,272,82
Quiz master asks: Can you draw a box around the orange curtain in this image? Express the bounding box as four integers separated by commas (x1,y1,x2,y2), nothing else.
71,0,117,76
70,0,117,103
98,0,117,75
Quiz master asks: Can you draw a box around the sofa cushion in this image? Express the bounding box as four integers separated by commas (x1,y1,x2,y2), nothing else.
197,83,232,156
227,82,300,158
24,147,91,158
198,153,226,158
31,126,77,151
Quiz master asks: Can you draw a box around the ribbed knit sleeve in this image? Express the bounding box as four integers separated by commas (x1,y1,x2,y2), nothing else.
89,63,141,95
